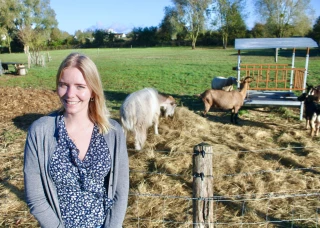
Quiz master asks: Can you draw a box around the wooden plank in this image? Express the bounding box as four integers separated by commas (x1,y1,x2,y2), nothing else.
250,87,304,91
237,65,305,91
237,67,305,71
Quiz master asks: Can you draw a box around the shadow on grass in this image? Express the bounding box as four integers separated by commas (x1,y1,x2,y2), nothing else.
262,152,320,175
104,90,129,105
10,91,127,132
213,195,302,227
103,90,284,130
1,178,25,202
12,113,45,132
11,89,285,132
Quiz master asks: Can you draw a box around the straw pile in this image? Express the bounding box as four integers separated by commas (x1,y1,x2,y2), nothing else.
1,87,319,227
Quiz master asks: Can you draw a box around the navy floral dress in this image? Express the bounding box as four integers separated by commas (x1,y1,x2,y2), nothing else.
50,115,113,228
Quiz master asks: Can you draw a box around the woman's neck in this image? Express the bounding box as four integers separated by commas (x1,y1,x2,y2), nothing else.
63,112,93,130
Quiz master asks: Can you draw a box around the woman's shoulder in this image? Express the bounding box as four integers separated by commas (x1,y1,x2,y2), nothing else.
108,118,122,132
28,111,59,132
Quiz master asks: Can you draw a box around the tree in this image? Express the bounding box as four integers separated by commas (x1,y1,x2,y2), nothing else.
211,0,247,49
49,28,71,46
308,16,320,44
250,22,267,38
130,26,158,47
158,6,185,42
0,0,20,53
227,3,247,42
253,0,314,37
74,30,93,46
172,0,211,49
92,29,108,47
15,0,58,53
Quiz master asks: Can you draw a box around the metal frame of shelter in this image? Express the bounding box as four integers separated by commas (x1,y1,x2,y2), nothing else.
234,37,319,120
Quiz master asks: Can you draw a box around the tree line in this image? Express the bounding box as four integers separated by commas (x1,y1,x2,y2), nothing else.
1,0,320,54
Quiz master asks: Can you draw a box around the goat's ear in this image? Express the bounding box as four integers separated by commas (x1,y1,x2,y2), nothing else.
165,96,176,104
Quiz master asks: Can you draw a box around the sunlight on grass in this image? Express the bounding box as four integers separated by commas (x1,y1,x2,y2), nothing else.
1,47,319,96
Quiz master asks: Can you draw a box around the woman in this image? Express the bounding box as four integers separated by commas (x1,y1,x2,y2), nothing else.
24,53,129,228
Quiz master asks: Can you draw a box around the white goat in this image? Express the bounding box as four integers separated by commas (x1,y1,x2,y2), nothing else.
120,88,177,150
211,76,238,91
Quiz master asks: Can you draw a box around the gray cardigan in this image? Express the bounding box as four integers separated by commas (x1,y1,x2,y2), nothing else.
23,112,129,228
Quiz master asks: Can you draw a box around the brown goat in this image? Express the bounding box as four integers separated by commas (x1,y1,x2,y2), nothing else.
196,76,252,124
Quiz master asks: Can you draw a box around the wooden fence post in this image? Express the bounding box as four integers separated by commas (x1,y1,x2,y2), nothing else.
193,142,214,228
28,53,31,69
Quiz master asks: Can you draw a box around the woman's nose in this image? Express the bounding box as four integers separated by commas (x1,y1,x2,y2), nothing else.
66,86,75,97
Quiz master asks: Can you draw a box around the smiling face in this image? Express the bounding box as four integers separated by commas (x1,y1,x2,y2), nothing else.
57,67,93,117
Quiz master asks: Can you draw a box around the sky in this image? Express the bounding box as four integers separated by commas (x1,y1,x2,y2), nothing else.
50,0,320,35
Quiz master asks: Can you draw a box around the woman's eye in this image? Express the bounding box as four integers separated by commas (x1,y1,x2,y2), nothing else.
77,85,86,89
58,83,67,88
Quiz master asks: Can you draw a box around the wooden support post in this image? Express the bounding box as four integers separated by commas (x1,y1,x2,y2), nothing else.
28,54,31,69
193,142,214,228
47,52,52,62
41,55,45,67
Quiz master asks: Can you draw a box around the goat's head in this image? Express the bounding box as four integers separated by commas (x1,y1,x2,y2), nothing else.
308,86,320,102
243,76,253,82
239,76,253,89
160,96,177,117
306,83,314,95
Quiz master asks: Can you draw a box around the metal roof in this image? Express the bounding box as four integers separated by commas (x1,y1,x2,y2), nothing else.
235,38,318,50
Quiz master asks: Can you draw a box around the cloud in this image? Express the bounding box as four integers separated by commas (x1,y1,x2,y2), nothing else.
107,22,132,33
86,21,107,32
84,21,133,34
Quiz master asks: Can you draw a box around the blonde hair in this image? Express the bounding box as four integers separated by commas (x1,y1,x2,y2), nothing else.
56,53,111,134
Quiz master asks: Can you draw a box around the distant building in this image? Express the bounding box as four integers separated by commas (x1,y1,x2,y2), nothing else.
107,29,126,39
113,33,126,39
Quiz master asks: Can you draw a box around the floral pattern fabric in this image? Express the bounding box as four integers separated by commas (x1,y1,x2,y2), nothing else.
50,115,112,228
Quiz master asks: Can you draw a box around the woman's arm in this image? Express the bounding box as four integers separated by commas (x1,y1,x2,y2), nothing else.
24,126,63,228
105,121,129,228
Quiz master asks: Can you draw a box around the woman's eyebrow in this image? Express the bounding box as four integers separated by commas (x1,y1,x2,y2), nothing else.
58,82,87,86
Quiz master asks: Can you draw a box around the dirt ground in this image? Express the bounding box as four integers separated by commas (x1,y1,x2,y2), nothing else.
1,87,319,227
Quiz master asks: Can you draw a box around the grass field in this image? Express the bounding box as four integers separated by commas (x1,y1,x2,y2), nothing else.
1,47,320,227
1,47,319,93
1,47,319,113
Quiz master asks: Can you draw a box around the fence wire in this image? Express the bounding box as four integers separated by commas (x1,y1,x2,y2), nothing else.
1,146,320,227
126,146,320,227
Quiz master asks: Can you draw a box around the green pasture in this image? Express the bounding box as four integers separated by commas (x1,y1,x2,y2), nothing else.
1,47,319,111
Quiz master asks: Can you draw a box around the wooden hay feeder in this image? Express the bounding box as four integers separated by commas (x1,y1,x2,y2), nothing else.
234,38,319,120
